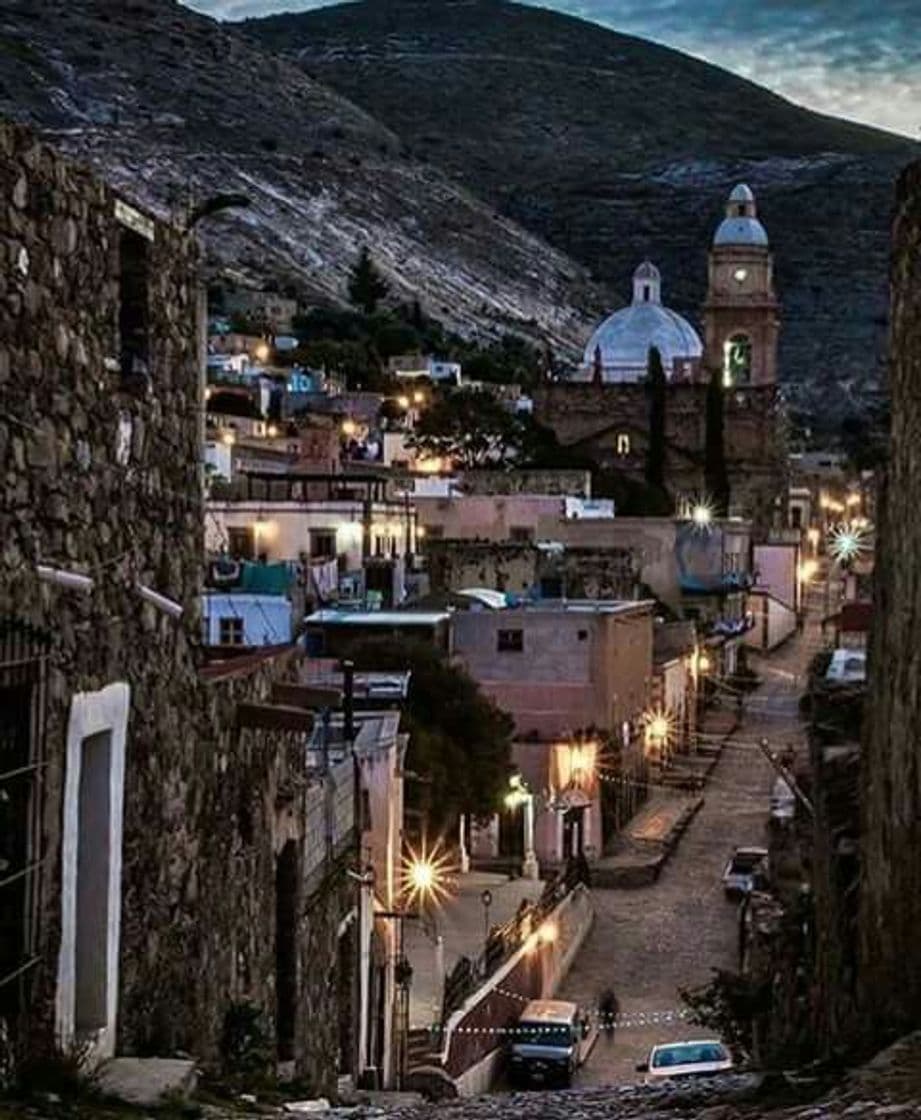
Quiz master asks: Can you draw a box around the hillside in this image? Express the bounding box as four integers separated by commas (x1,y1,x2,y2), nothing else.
245,0,919,424
0,0,596,356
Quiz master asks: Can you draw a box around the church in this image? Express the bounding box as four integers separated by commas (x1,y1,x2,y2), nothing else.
535,184,785,534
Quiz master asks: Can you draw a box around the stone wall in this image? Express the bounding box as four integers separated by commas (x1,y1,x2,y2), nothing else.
534,381,785,531
0,119,356,1088
858,158,921,1045
460,470,592,497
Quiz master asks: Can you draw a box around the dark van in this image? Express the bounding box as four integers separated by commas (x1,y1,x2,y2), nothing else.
508,999,588,1087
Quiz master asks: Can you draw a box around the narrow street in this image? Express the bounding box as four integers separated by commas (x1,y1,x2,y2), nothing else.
557,628,811,1085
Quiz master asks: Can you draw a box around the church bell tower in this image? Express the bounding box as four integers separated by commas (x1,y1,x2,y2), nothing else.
702,184,784,535
702,184,779,388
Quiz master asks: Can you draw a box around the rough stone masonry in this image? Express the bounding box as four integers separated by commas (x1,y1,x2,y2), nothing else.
0,118,355,1093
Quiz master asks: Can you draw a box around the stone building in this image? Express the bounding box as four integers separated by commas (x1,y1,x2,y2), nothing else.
858,157,921,1047
535,185,785,534
0,120,359,1092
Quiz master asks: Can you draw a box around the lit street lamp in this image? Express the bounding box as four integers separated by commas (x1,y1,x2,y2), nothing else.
505,773,539,880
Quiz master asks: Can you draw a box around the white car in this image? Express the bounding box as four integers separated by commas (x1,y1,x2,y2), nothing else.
637,1039,734,1082
825,648,866,685
722,846,769,897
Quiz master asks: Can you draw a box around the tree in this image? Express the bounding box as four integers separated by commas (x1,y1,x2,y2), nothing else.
705,364,730,516
644,346,673,514
346,637,514,834
409,388,529,469
347,246,389,315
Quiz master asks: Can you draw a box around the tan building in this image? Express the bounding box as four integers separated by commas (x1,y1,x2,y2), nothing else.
453,601,654,871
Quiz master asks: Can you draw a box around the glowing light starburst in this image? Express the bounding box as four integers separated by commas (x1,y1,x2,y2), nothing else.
681,494,716,534
401,841,454,910
643,707,675,747
827,522,871,565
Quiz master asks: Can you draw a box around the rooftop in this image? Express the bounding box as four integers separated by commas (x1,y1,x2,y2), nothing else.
306,610,451,627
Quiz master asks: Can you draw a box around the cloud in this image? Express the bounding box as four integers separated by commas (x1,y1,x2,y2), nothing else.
183,0,920,136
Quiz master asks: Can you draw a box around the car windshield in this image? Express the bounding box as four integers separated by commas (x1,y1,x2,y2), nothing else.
652,1043,728,1068
731,853,763,871
515,1022,573,1046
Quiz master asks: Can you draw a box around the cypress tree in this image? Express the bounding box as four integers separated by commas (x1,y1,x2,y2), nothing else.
645,346,667,491
347,246,389,315
705,364,731,516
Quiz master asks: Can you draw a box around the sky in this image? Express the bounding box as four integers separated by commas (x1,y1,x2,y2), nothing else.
185,0,920,139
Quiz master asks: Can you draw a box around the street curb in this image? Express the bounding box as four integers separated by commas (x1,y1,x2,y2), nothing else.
592,798,704,889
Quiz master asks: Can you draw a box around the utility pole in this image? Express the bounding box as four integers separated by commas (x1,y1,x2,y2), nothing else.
757,737,814,817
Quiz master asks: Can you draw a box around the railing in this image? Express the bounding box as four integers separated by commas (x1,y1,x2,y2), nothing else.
440,859,587,1024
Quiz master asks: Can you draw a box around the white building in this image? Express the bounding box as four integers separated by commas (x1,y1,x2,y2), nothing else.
206,472,420,609
200,592,292,647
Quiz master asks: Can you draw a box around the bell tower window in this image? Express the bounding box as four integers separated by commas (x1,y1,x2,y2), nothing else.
642,285,650,302
616,433,631,456
723,334,752,387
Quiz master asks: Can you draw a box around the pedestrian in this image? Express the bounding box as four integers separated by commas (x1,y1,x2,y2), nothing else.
598,987,619,1039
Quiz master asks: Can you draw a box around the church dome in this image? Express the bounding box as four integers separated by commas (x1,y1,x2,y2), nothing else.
577,261,702,383
714,182,769,247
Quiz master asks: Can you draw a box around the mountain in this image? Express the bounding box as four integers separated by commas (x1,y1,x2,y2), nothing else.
0,0,595,355
245,0,919,425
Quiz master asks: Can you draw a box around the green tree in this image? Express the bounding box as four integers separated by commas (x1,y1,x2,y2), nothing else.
409,388,528,469
705,364,730,516
346,638,514,834
347,246,389,315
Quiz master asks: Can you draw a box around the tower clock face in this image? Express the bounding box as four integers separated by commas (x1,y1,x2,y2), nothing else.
733,268,748,284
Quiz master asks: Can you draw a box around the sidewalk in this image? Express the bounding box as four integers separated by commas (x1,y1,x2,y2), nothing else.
405,870,539,1029
592,706,739,889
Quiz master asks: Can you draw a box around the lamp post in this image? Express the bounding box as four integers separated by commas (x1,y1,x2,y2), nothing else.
505,774,539,880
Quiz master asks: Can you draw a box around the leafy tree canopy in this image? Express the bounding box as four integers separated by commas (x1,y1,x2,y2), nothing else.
409,388,543,469
345,637,514,835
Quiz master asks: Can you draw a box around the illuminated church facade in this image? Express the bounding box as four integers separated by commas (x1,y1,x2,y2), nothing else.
535,184,785,532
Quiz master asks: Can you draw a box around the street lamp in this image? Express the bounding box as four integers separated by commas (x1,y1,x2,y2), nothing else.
643,707,674,767
505,774,539,880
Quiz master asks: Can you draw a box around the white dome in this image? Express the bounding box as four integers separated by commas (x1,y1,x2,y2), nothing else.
714,183,769,247
577,261,702,383
729,183,755,203
714,217,769,247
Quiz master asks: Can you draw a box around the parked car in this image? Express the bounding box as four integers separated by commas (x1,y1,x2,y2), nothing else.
722,846,769,897
507,999,589,1087
825,648,866,685
636,1039,734,1082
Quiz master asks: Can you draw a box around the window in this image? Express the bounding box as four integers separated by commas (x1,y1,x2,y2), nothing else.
577,629,588,641
790,507,803,530
118,230,150,387
616,432,631,457
497,629,524,653
722,334,752,387
219,617,244,646
228,526,255,561
642,285,650,302
509,526,534,543
309,529,337,560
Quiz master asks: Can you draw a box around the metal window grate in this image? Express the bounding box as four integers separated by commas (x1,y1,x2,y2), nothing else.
0,618,49,1047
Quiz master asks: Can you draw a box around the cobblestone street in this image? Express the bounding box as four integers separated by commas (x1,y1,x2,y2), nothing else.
556,629,811,1086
